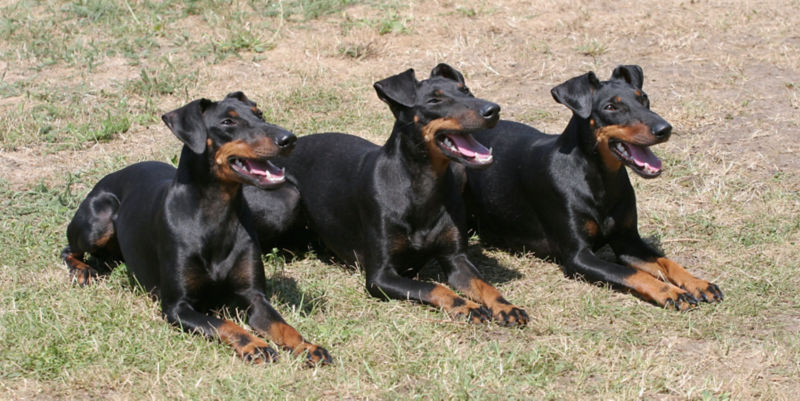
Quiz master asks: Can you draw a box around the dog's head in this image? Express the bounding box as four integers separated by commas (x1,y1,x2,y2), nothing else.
373,64,501,170
551,65,672,178
161,92,296,189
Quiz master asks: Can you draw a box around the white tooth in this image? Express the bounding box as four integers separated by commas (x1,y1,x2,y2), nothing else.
488,147,493,154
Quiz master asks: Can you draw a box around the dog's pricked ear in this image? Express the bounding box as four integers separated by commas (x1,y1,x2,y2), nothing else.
430,63,466,86
611,65,644,89
550,72,601,119
161,98,213,154
374,69,418,110
225,91,256,107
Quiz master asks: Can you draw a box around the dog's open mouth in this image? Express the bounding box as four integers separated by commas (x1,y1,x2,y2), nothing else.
609,140,663,178
436,132,493,167
230,157,286,188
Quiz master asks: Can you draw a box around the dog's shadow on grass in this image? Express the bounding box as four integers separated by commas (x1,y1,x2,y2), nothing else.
111,260,324,317
416,244,524,285
262,271,326,317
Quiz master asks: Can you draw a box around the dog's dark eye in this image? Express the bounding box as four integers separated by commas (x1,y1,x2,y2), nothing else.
221,119,235,126
604,104,617,111
427,97,443,104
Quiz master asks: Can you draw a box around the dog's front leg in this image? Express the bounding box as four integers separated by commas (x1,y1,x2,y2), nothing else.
365,263,491,323
162,299,278,363
440,254,529,326
242,290,333,365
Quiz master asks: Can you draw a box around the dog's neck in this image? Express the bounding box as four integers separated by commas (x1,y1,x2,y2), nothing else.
383,121,449,205
558,115,631,193
174,146,243,222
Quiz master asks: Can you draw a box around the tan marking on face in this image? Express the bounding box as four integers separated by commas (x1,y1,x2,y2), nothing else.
614,96,621,103
228,110,239,117
594,123,655,172
421,118,463,175
213,138,280,183
634,90,642,97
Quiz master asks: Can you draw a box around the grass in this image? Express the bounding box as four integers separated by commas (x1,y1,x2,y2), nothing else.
2,0,800,399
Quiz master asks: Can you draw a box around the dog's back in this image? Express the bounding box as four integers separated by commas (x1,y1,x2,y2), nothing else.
272,132,381,265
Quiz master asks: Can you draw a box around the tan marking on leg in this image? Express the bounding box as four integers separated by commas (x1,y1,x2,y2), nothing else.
64,252,96,286
217,320,275,363
426,284,485,322
263,321,331,364
626,257,712,294
629,257,719,301
623,270,694,310
266,321,305,351
462,278,528,325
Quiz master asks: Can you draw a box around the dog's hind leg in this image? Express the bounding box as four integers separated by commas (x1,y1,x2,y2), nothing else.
62,191,120,285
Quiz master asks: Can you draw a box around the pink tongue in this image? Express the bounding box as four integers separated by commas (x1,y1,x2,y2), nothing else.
625,143,662,171
244,159,283,178
446,133,491,158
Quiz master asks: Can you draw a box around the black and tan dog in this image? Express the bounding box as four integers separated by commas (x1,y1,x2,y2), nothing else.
465,65,723,310
249,64,528,325
61,92,331,364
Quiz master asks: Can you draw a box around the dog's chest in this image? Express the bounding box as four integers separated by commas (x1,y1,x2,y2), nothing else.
390,211,457,256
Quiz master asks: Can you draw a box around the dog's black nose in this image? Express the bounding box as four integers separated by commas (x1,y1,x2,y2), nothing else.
651,122,672,138
276,132,297,148
481,103,501,121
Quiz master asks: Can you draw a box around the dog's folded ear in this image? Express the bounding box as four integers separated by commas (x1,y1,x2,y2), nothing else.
430,63,466,86
611,65,644,89
162,98,213,154
374,69,418,111
225,91,256,107
550,72,601,119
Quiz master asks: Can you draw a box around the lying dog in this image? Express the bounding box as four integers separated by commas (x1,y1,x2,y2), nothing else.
247,65,528,325
62,92,331,364
465,66,722,310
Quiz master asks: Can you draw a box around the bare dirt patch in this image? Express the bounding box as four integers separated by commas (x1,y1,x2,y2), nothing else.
2,1,797,190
